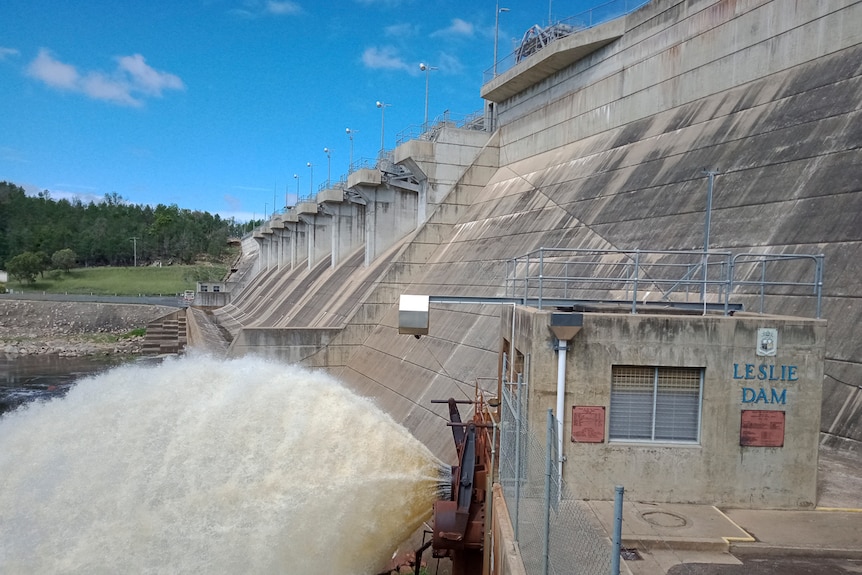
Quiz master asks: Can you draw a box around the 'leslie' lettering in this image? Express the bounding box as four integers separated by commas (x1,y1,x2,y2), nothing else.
733,363,798,381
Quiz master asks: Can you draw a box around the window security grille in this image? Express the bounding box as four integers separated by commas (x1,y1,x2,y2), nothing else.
609,366,702,443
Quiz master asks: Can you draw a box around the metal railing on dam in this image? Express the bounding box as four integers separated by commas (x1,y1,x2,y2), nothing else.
504,248,824,317
485,0,652,82
395,110,486,147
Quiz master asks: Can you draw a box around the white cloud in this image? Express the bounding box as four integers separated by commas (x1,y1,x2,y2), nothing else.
117,54,184,96
0,47,20,60
354,0,412,6
361,46,411,72
19,182,103,205
265,1,300,15
432,18,474,38
384,22,416,38
27,49,79,89
25,49,185,107
229,0,301,18
436,52,464,75
0,146,27,163
80,71,139,106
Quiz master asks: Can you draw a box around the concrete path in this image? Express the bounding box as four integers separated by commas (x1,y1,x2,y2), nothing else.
585,446,862,575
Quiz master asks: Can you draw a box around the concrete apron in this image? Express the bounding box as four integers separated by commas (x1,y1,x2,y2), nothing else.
589,501,753,554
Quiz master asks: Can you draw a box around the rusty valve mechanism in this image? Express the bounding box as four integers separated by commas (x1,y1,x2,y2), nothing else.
418,397,493,575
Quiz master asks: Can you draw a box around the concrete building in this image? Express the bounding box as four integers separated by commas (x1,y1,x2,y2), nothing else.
504,304,825,508
194,282,229,308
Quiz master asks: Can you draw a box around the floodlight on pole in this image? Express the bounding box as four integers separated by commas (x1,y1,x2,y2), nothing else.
376,100,391,154
293,173,300,197
346,128,356,171
306,162,313,196
494,3,510,76
323,147,331,187
419,62,438,126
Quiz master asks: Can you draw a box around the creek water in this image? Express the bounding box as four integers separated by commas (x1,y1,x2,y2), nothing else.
0,354,138,416
0,354,448,574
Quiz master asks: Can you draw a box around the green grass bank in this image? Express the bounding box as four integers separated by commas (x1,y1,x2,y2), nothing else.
4,265,226,296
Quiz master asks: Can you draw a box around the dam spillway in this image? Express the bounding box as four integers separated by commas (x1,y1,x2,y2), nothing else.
206,0,862,461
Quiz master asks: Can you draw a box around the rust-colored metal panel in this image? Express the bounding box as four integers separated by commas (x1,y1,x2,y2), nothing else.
571,406,605,443
740,410,785,447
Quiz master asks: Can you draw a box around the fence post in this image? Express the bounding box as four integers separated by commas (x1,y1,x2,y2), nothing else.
611,485,624,575
514,373,523,541
538,249,545,309
631,250,640,314
542,409,554,575
816,254,824,318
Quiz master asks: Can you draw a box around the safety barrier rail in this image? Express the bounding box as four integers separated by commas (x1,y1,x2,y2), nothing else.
485,0,651,83
395,110,485,146
505,248,824,317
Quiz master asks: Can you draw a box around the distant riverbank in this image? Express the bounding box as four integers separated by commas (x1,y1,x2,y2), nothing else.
0,298,177,357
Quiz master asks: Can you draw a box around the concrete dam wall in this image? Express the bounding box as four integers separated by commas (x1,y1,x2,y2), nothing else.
214,0,862,460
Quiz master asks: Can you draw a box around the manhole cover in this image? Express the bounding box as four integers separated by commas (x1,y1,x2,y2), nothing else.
640,510,688,528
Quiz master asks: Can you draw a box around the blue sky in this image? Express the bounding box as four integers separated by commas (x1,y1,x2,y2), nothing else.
1,0,615,222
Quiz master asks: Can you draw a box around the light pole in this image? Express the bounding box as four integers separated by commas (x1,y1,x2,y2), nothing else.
494,3,510,76
346,128,356,171
701,169,720,304
306,162,313,196
293,173,299,199
376,100,391,154
323,147,331,187
419,62,438,126
129,237,138,267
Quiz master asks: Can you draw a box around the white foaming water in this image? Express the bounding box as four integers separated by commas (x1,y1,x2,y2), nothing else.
0,354,448,574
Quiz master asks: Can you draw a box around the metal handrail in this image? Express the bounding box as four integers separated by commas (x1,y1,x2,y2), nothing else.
484,0,651,83
729,253,825,318
505,247,824,317
317,179,346,193
347,157,376,174
395,110,486,146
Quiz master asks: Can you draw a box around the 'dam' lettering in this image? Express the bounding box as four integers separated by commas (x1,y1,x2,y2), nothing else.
741,387,787,404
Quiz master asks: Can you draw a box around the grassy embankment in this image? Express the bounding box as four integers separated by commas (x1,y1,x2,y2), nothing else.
4,265,227,297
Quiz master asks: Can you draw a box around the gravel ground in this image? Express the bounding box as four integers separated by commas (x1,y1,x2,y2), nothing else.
0,298,177,356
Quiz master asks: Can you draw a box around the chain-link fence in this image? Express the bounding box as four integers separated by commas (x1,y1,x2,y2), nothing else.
498,355,617,575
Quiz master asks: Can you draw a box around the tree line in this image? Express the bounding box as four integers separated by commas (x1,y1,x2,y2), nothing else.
0,181,261,278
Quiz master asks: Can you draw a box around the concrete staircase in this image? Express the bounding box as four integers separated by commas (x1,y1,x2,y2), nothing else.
143,309,187,354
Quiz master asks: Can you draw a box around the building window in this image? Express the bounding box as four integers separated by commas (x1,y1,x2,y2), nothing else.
609,366,702,443
200,285,208,292
213,285,220,292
